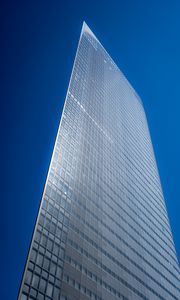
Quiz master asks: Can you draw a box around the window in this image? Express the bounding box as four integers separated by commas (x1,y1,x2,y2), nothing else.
32,274,39,289
39,278,46,293
49,262,56,276
36,253,43,267
21,294,27,300
46,283,53,297
25,270,32,285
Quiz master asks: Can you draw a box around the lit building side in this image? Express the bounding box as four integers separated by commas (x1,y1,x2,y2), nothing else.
18,22,180,300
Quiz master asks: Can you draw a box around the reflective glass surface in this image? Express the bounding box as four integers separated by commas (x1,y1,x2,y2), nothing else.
18,23,180,300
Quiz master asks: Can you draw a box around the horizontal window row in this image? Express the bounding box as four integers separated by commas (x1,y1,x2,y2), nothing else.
67,196,179,290
68,222,178,300
70,206,180,292
46,178,179,281
53,128,173,245
48,162,173,250
46,177,177,274
62,272,128,300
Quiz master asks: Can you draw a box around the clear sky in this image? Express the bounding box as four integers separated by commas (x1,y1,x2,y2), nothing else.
1,1,180,299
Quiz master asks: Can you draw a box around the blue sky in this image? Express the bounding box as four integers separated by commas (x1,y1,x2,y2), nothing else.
1,1,180,298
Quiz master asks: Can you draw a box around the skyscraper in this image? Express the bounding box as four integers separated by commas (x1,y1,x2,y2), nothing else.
18,22,180,300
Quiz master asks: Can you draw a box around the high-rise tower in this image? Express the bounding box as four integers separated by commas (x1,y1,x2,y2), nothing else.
18,22,180,300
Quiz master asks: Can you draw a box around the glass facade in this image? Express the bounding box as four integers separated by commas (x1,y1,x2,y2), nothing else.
18,22,180,300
